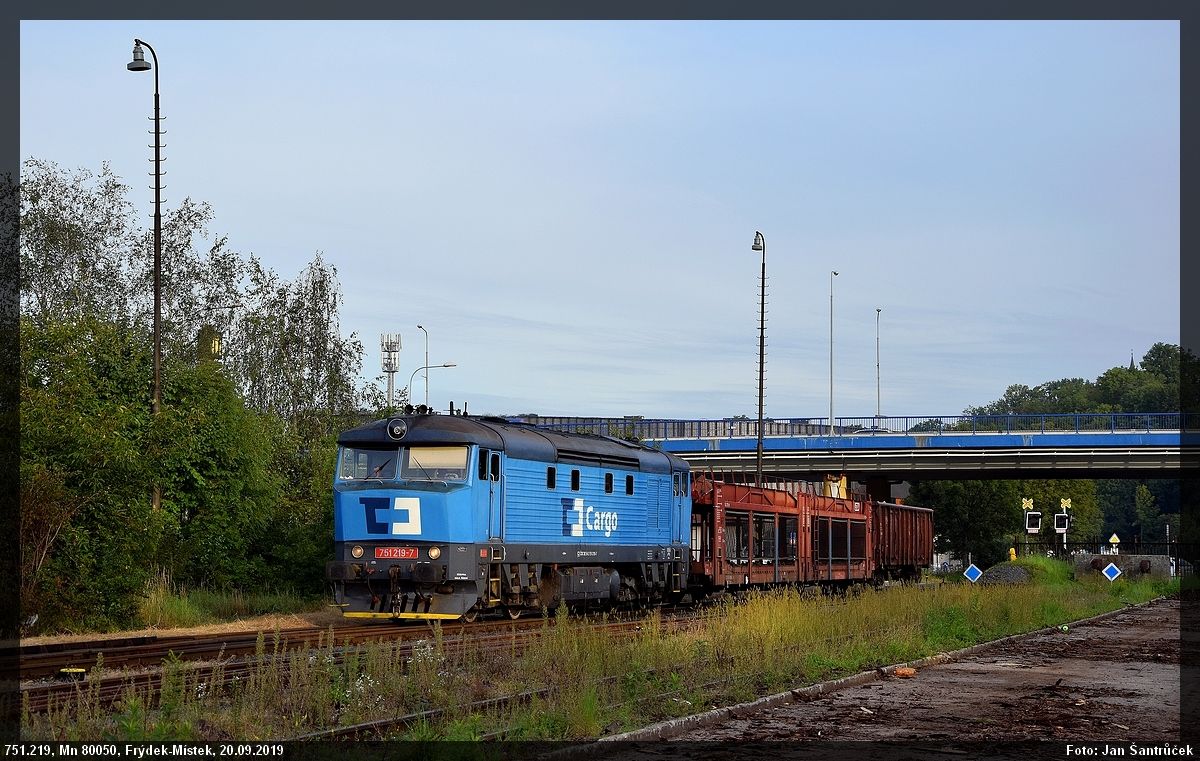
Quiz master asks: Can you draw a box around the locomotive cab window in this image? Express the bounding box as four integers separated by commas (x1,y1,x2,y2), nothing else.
339,447,397,480
402,446,469,482
478,449,490,480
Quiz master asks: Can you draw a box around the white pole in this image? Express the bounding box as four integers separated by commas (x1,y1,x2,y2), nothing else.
829,270,838,435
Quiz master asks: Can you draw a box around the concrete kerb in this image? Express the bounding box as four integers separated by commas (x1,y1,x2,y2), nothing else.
591,596,1168,744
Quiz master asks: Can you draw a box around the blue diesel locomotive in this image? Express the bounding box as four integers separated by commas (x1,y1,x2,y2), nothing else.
326,413,691,620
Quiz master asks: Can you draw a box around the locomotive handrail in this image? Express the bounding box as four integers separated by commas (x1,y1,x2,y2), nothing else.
510,412,1192,441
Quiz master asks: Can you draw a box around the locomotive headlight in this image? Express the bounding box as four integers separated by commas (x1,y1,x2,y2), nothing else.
428,546,442,560
351,545,364,559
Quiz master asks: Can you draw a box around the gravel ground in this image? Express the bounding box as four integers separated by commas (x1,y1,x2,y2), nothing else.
977,562,1033,585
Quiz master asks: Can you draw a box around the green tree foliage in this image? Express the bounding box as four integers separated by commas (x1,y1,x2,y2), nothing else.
1131,483,1177,544
151,361,282,588
908,479,1020,567
965,343,1183,417
1014,480,1102,543
1094,479,1179,542
21,316,164,630
19,159,379,632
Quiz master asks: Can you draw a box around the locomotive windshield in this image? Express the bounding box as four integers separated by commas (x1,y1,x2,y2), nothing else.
402,446,469,482
337,445,471,483
339,447,398,480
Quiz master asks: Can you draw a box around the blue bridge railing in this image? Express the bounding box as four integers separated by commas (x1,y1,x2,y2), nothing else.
508,412,1193,441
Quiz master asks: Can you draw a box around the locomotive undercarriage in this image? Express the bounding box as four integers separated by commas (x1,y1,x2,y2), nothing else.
328,543,687,621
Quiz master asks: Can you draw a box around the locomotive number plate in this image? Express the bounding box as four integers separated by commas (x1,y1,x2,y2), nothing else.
375,547,418,559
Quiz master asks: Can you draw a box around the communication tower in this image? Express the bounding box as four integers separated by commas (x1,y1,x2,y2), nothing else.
381,333,402,412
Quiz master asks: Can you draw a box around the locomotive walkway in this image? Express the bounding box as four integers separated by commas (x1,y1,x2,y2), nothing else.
514,413,1191,480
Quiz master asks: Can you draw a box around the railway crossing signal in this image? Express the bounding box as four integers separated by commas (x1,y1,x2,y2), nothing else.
1025,511,1042,534
1054,513,1071,533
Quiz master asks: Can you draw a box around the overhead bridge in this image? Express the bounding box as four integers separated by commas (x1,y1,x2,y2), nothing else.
509,413,1192,481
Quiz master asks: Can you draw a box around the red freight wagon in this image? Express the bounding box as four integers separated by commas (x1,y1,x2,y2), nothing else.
872,500,934,582
688,474,932,595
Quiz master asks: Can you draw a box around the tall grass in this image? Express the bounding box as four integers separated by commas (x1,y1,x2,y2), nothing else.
137,571,322,629
25,563,1175,741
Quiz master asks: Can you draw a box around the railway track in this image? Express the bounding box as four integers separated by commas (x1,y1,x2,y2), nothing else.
19,611,685,715
20,585,928,719
18,623,416,680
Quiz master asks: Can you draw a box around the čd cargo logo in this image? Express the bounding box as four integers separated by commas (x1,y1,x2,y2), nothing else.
562,497,619,538
359,496,422,535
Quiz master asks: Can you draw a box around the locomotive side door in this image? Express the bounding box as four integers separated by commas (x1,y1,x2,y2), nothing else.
479,448,503,541
672,470,688,544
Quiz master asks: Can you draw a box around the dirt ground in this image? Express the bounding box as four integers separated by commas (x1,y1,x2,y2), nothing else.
666,598,1182,744
667,595,1180,739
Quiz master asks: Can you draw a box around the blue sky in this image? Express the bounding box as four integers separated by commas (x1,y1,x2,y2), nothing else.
20,21,1179,419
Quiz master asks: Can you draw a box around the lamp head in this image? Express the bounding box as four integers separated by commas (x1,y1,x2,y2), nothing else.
443,362,457,368
127,42,151,72
751,231,764,251
832,270,839,276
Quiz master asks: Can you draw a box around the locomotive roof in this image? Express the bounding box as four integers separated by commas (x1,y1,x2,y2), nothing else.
337,415,689,474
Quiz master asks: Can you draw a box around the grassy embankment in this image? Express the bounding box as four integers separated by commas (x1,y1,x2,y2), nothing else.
135,573,324,630
25,557,1175,741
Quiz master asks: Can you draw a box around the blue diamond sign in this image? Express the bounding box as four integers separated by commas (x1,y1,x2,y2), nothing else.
1103,562,1122,582
963,564,983,583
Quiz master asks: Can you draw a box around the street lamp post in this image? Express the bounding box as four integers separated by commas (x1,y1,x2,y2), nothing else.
751,231,767,487
406,363,456,409
127,39,163,513
829,270,839,435
875,307,882,426
126,39,162,417
416,324,429,408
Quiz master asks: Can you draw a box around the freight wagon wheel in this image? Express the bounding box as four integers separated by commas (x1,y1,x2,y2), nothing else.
504,606,522,620
462,605,480,623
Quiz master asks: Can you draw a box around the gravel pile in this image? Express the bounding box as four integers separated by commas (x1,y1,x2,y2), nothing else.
979,562,1032,585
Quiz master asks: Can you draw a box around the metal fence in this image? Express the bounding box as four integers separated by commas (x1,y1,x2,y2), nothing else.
1016,540,1197,576
510,412,1193,440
